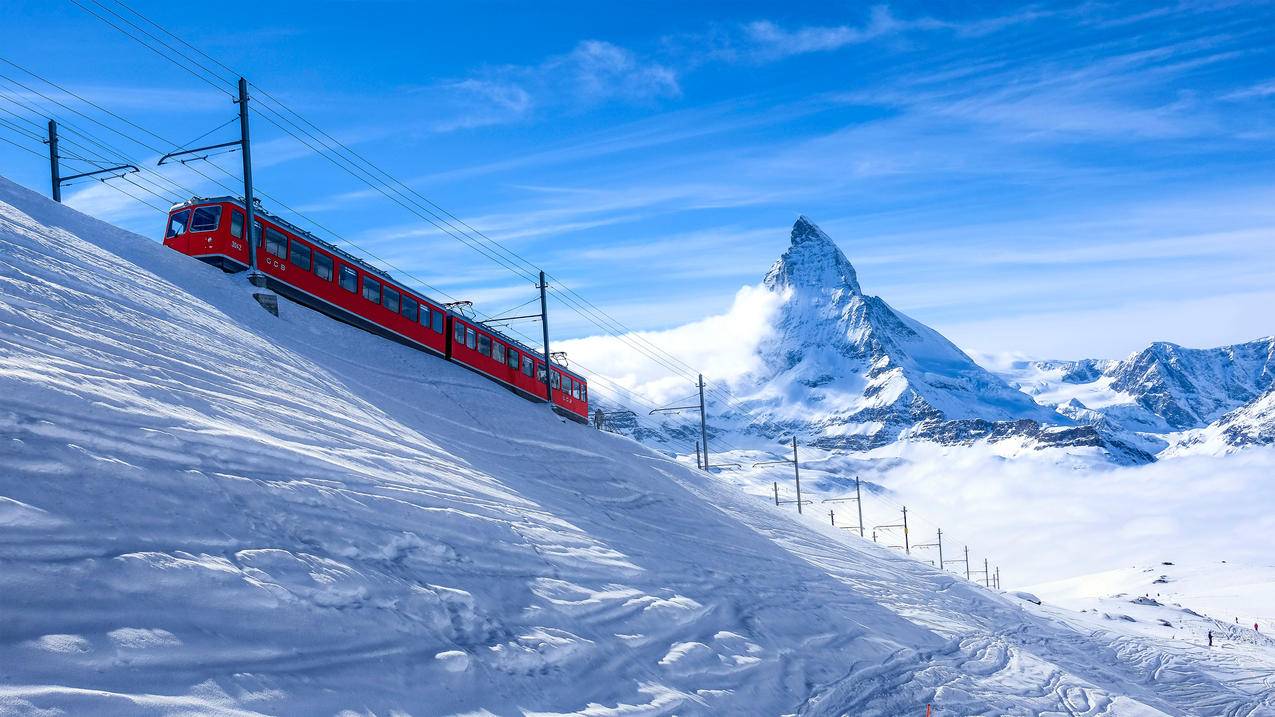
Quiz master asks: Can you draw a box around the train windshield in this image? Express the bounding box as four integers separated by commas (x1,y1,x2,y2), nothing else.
165,210,191,238
189,205,222,232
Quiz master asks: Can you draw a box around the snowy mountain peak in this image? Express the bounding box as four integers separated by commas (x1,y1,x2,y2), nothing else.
763,215,861,295
738,217,1067,453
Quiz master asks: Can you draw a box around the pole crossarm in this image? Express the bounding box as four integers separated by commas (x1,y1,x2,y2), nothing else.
820,496,860,503
484,312,542,323
650,405,701,415
60,164,140,182
157,139,243,166
752,459,794,467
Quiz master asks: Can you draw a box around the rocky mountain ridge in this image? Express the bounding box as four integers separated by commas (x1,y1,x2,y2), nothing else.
609,217,1273,465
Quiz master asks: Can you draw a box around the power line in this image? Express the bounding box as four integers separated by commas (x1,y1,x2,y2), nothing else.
49,2,998,575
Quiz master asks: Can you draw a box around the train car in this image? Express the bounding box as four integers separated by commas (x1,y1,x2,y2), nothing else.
162,196,588,423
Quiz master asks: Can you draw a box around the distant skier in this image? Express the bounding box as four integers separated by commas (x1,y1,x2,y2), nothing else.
1207,630,1213,647
1256,623,1261,632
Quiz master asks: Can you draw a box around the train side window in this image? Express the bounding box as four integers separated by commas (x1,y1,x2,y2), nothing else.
466,327,477,350
550,371,560,389
339,266,357,292
507,348,519,369
420,307,432,329
190,205,222,232
454,321,465,344
573,381,581,400
522,355,534,377
165,210,191,238
580,384,587,402
265,228,287,258
432,310,444,333
362,276,381,303
230,210,244,239
314,253,333,281
537,365,547,384
383,286,400,313
253,220,262,245
493,342,505,364
401,296,418,322
477,334,491,356
289,240,311,270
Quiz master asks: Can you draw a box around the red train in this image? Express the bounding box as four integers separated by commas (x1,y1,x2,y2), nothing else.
162,196,589,423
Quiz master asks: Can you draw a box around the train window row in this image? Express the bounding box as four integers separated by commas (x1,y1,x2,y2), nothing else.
245,215,445,336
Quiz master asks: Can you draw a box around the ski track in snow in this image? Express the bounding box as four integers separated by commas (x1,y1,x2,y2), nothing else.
1,178,1273,715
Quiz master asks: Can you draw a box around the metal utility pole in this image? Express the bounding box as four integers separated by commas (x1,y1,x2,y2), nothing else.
695,441,702,470
46,119,138,203
539,270,553,403
754,438,805,513
156,77,258,280
829,510,835,526
792,437,802,514
772,482,779,506
914,528,943,568
873,506,910,553
236,78,259,280
964,546,971,580
902,506,910,555
47,120,59,202
821,476,865,536
984,558,990,588
698,375,709,470
651,381,710,472
995,566,1001,590
855,478,865,538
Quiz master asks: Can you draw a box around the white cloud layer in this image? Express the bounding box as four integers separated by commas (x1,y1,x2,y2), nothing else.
556,283,784,406
868,445,1275,588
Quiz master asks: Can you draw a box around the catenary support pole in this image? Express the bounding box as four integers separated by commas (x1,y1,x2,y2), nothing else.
965,546,971,581
47,120,60,202
984,558,990,587
855,477,865,538
237,78,261,281
995,566,1001,589
829,510,835,526
698,374,709,471
773,482,779,506
695,441,702,470
792,437,802,515
902,506,910,555
937,528,944,570
539,270,552,403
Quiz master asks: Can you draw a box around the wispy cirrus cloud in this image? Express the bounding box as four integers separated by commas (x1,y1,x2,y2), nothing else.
423,40,680,131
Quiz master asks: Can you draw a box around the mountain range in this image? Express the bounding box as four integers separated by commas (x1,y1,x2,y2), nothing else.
614,217,1275,465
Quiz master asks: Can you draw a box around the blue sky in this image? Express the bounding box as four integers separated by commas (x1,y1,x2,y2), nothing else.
1,0,1274,361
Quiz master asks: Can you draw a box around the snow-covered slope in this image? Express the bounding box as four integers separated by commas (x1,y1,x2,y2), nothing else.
3,179,1274,714
1025,560,1275,634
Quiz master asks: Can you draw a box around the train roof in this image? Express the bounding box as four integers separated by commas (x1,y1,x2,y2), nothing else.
170,196,395,286
169,196,585,383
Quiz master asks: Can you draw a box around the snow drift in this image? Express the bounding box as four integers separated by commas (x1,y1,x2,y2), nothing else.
1,178,1273,715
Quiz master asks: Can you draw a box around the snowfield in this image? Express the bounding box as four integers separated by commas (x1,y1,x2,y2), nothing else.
1,177,1274,715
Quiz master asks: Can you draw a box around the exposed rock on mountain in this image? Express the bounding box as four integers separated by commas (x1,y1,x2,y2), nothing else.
725,217,1122,455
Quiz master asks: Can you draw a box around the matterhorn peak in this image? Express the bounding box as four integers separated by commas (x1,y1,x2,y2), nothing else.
763,215,861,294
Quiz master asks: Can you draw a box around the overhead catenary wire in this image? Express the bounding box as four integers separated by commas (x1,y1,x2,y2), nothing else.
44,0,1001,580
